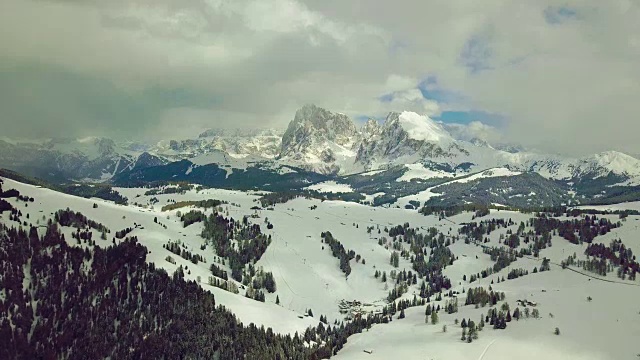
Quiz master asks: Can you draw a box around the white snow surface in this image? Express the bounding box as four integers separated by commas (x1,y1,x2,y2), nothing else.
396,163,454,182
307,181,354,193
588,151,640,177
575,201,640,212
2,176,640,360
397,111,452,142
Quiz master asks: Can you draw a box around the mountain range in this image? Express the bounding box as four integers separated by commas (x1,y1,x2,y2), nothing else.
2,104,640,208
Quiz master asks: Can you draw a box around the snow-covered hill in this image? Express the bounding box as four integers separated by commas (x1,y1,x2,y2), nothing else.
2,175,640,359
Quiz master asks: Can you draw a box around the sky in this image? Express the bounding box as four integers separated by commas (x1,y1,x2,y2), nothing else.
0,0,639,156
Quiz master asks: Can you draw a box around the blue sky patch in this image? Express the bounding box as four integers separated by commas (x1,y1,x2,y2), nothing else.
544,6,578,24
418,77,465,103
435,110,504,126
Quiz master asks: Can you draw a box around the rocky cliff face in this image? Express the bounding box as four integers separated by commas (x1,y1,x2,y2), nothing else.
278,104,358,173
280,104,357,156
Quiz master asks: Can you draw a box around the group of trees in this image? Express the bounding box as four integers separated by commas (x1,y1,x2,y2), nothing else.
54,208,109,233
115,227,134,239
0,224,327,359
0,187,33,203
390,251,400,268
251,268,277,293
245,287,266,302
465,287,506,307
419,204,492,219
379,222,455,300
531,215,619,245
459,218,516,243
507,268,529,280
180,210,207,227
61,184,127,205
144,183,194,196
484,246,518,273
209,262,229,281
161,198,226,212
259,192,306,208
584,240,638,280
425,305,439,324
0,198,12,213
0,180,9,213
386,283,408,302
208,276,239,294
321,231,355,277
201,212,271,282
3,221,428,358
460,317,481,342
164,240,205,265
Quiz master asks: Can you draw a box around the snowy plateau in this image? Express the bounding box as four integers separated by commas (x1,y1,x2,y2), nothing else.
2,174,640,359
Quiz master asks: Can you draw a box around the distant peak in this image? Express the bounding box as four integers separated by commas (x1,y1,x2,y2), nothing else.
385,111,452,142
361,118,382,137
198,128,282,138
582,150,640,176
592,150,636,159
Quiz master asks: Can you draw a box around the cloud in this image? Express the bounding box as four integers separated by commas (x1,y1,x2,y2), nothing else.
544,6,578,24
379,75,441,117
443,121,503,143
0,0,638,156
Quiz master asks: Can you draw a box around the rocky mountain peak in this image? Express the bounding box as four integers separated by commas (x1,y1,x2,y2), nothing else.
283,105,356,145
361,119,382,138
280,105,358,163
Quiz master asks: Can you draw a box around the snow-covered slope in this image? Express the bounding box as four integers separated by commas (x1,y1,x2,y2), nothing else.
3,176,640,359
396,163,454,182
396,111,452,142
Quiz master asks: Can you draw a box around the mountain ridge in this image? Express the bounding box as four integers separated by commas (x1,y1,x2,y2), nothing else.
2,104,640,208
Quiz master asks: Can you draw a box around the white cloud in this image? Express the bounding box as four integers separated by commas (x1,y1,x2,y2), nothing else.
443,121,502,143
387,89,441,117
383,75,418,93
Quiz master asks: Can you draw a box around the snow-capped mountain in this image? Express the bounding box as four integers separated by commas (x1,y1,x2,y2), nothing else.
278,104,359,174
272,106,639,184
0,137,158,182
3,104,640,207
355,111,467,171
152,128,283,160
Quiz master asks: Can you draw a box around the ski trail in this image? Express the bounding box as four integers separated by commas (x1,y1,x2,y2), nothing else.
478,339,497,360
